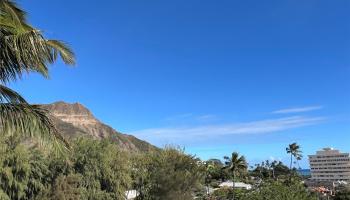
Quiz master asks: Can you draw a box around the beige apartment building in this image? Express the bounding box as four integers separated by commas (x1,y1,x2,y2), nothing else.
308,148,350,182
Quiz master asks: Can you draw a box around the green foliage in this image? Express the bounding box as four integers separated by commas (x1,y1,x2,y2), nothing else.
0,136,323,200
0,144,30,199
224,152,248,182
134,147,205,200
334,187,350,200
286,143,302,170
0,189,10,200
273,161,291,177
210,187,248,200
0,137,132,200
250,160,291,180
0,0,74,146
211,187,234,199
25,149,51,199
71,138,131,199
205,159,228,182
244,181,317,200
43,174,82,200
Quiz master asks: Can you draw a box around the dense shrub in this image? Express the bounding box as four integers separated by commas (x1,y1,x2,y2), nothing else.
243,181,317,200
133,147,205,200
0,137,132,200
210,187,249,200
0,137,318,200
334,186,350,200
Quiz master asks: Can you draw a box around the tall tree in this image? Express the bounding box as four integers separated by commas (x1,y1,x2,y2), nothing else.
271,160,277,179
137,147,205,200
286,143,302,182
224,152,247,200
286,143,302,170
0,0,75,145
204,162,215,196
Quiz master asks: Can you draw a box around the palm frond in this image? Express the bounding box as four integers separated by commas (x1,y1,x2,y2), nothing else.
0,84,26,103
0,85,69,148
224,152,247,172
46,40,75,65
0,29,51,82
0,1,75,83
0,0,74,150
0,0,27,26
0,103,69,148
0,85,70,149
0,29,76,83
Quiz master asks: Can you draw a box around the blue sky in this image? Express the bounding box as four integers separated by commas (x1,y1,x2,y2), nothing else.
12,0,350,168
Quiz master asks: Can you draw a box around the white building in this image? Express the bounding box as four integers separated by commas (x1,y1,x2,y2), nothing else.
308,148,350,182
125,190,138,200
219,181,252,190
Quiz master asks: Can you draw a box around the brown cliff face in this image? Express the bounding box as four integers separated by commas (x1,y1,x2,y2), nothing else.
41,101,155,152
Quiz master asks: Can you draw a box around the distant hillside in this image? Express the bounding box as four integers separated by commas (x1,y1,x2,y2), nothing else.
41,101,156,152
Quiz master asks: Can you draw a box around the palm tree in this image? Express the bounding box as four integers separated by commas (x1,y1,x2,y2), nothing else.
286,143,303,170
205,162,215,196
224,152,247,200
0,0,75,146
271,160,278,180
286,143,303,181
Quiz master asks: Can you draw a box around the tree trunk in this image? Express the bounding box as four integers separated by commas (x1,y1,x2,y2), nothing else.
289,154,293,182
232,173,235,200
206,183,210,196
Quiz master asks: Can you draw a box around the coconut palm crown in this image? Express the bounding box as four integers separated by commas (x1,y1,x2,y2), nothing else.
224,152,247,200
0,0,75,146
286,142,303,170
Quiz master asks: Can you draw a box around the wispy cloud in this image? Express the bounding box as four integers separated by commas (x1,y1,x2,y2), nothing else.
272,106,323,114
163,113,193,121
195,114,218,121
163,113,218,123
131,116,326,143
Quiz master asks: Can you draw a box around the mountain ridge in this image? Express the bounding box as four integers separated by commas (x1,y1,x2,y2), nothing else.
41,101,155,152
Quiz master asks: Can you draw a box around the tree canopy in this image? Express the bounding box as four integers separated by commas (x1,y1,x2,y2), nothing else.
0,0,75,146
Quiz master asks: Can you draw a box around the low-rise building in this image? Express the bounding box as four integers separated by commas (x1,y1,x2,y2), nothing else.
125,190,138,200
219,181,252,190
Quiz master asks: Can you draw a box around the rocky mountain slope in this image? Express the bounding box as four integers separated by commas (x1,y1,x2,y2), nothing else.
41,101,155,152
